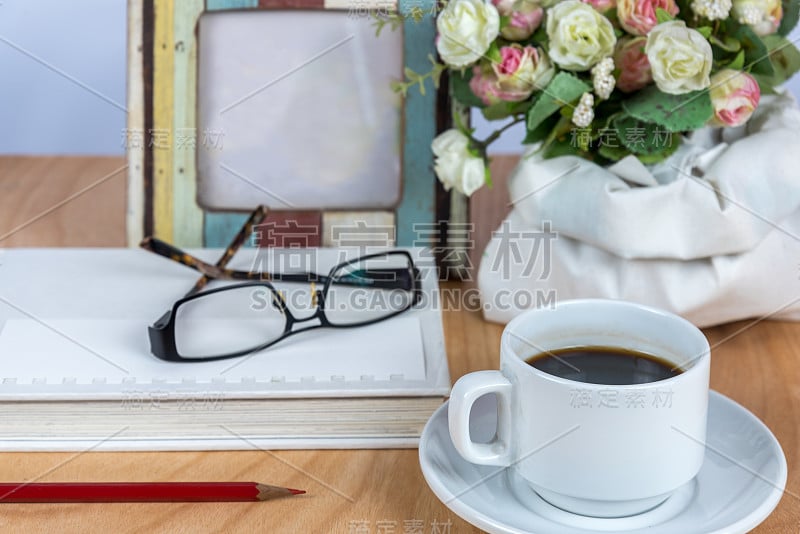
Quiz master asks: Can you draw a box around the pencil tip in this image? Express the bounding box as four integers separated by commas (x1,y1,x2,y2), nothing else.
255,483,306,500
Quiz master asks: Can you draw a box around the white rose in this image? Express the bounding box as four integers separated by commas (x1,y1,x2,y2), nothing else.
432,129,486,197
645,21,713,95
546,0,617,71
436,0,500,68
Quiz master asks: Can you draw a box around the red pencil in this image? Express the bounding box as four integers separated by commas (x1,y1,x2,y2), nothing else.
0,482,305,503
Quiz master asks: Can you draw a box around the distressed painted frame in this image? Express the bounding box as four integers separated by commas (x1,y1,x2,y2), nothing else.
127,0,438,248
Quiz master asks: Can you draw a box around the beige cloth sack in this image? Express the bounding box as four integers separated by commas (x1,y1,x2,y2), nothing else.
478,91,800,327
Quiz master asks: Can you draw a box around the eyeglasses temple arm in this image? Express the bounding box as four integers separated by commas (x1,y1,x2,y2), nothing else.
269,268,417,290
186,205,268,296
139,237,263,282
270,272,329,284
141,206,270,293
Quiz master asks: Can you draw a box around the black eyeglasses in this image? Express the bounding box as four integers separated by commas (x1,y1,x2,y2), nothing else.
140,208,421,362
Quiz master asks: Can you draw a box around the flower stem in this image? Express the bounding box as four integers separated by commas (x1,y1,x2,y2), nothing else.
478,115,526,149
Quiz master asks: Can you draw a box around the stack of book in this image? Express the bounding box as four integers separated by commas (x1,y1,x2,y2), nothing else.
0,248,449,450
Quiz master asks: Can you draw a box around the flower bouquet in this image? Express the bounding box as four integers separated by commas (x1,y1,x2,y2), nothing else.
380,0,800,327
410,0,800,196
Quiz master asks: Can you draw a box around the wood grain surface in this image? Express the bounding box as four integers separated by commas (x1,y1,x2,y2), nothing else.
0,156,797,533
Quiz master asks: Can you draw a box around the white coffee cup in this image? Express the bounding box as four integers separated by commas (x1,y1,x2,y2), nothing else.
449,299,710,518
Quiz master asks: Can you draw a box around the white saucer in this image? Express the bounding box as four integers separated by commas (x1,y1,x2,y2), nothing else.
419,391,787,534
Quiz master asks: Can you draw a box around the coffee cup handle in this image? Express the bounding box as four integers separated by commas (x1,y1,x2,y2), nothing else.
448,371,513,466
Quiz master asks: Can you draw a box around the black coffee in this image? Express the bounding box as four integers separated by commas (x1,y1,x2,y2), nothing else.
526,346,682,385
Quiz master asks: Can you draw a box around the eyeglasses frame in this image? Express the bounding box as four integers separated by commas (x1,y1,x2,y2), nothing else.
147,249,422,362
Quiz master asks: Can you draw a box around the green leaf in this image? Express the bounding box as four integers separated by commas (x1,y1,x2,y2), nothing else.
526,72,591,132
779,0,800,36
752,72,778,94
728,49,746,70
428,55,446,89
390,80,409,97
508,100,534,115
655,7,675,23
762,35,800,83
450,69,486,108
408,6,425,22
675,0,692,15
531,26,548,46
543,137,585,159
453,111,475,136
597,143,631,162
696,26,713,39
710,36,742,53
612,116,676,155
371,12,403,38
622,85,713,132
487,42,502,64
637,136,681,164
736,25,775,77
523,113,560,144
482,102,514,121
466,144,482,158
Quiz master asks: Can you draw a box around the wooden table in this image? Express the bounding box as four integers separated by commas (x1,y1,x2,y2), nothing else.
0,156,797,533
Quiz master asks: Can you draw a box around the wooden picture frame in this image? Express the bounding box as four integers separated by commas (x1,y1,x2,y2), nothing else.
126,0,440,248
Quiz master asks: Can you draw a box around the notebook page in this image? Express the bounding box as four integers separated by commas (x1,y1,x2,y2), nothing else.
0,316,425,385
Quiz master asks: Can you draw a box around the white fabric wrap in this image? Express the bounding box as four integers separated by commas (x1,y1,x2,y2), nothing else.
478,92,800,327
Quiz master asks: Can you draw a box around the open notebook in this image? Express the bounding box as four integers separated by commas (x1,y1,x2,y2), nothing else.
0,248,450,450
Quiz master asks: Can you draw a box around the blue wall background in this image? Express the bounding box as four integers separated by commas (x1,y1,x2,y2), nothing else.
0,1,127,155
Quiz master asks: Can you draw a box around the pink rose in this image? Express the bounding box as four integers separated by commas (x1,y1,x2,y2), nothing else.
617,0,679,35
581,0,617,12
497,46,525,76
709,69,761,127
469,65,501,106
469,46,555,105
613,36,652,92
492,45,555,101
492,0,544,40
